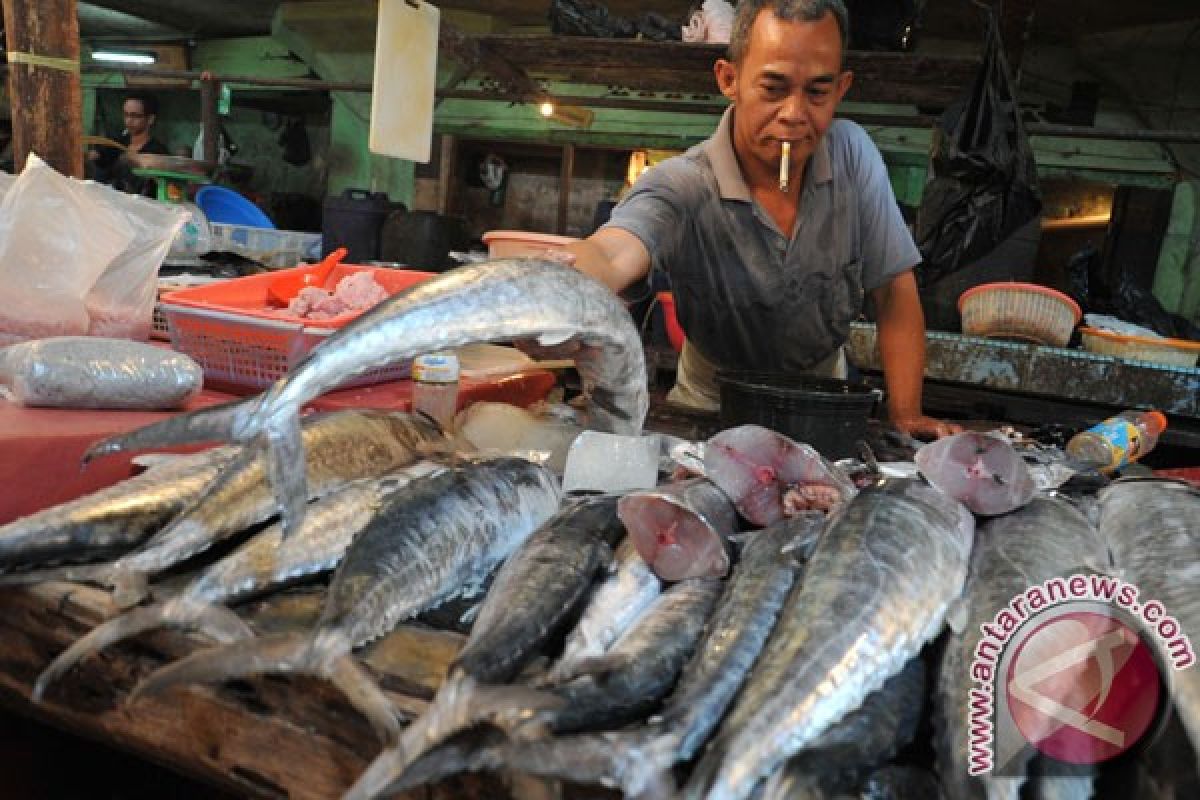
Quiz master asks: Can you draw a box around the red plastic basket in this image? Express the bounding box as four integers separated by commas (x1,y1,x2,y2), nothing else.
159,264,434,391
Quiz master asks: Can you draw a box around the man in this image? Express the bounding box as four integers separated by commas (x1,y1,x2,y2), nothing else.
88,91,169,194
562,0,959,439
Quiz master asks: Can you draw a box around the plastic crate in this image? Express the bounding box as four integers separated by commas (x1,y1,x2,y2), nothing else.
151,303,171,340
160,264,434,390
209,222,323,268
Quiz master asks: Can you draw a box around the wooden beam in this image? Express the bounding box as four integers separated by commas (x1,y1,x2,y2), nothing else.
470,35,979,109
2,0,82,176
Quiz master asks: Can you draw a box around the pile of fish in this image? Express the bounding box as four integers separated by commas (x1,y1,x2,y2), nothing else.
0,259,1197,800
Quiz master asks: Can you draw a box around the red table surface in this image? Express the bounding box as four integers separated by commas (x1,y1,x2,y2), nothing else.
0,371,555,525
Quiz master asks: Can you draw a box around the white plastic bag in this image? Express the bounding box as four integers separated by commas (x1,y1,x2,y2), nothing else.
0,154,186,345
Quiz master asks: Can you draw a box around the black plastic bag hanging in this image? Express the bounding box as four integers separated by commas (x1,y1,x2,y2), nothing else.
914,13,1041,287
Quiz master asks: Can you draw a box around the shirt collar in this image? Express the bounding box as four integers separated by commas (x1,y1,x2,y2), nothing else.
704,106,833,200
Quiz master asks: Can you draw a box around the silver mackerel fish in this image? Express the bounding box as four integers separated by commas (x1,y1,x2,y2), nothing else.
32,462,444,704
935,495,1108,800
89,259,648,537
5,410,445,607
127,457,561,742
1099,479,1200,764
687,477,975,800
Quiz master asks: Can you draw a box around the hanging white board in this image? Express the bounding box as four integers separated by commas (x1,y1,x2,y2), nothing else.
369,0,439,163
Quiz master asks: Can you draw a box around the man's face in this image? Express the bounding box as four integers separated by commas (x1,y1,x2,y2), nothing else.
714,10,853,184
123,99,153,136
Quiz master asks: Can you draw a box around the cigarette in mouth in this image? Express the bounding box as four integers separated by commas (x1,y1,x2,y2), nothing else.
779,141,791,192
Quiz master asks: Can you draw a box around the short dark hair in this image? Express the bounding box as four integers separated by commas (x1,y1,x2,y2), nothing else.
728,0,850,63
124,91,159,117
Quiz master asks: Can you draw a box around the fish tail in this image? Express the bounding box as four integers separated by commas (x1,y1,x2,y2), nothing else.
327,654,402,743
81,398,258,465
262,413,308,538
32,600,252,703
604,730,679,800
128,632,307,704
129,635,400,744
398,673,562,774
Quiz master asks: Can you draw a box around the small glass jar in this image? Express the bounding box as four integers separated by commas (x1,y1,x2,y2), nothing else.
411,351,460,431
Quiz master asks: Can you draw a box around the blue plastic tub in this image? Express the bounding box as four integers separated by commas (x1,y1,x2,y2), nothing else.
196,186,275,229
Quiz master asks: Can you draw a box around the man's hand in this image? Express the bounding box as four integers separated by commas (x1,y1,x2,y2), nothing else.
891,414,963,440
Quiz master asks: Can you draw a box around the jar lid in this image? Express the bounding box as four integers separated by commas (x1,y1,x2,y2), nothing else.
413,352,459,383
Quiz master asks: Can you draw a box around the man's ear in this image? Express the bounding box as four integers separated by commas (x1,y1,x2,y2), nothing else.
714,59,738,102
834,70,854,104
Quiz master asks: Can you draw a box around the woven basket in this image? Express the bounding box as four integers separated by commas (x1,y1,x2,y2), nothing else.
958,283,1081,347
1080,326,1200,368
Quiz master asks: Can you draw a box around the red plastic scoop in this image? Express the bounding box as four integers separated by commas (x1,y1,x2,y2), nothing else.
266,247,348,307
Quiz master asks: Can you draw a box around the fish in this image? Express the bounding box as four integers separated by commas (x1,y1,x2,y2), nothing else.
2,410,444,607
536,537,662,687
934,494,1109,800
86,259,647,537
686,477,974,800
126,457,560,742
31,462,443,704
704,424,855,526
348,495,626,795
758,656,926,800
914,431,1036,516
0,445,237,571
650,514,821,770
1099,479,1200,763
346,578,723,800
618,477,738,581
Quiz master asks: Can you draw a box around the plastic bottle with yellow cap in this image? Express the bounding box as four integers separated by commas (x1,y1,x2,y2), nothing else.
1065,410,1168,473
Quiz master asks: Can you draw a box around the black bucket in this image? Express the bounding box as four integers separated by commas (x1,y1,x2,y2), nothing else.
716,371,882,460
321,189,404,263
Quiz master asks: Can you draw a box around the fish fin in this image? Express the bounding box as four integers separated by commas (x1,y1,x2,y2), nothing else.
945,597,970,636
81,398,256,465
778,511,825,560
327,654,402,743
536,330,574,347
564,654,629,685
33,599,251,703
110,570,151,610
263,415,308,538
128,632,306,703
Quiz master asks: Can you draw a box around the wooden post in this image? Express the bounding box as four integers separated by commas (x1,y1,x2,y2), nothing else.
2,0,82,176
557,143,575,235
200,75,219,164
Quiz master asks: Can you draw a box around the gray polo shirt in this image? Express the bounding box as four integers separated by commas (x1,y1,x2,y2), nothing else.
604,107,919,374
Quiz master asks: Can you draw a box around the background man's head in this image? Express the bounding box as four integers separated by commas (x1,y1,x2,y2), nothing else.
728,0,850,65
123,92,158,137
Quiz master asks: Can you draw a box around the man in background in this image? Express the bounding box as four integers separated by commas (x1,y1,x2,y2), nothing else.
88,91,169,195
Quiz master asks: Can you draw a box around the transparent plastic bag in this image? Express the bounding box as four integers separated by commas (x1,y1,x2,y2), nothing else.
0,154,186,344
0,336,204,409
0,154,135,345
82,186,188,340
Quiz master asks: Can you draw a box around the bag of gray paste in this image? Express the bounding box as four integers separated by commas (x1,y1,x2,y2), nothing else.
0,337,204,410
